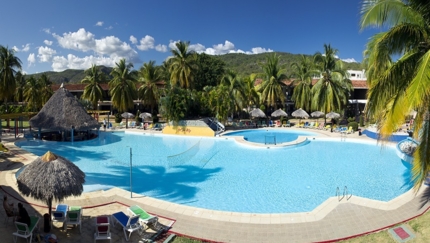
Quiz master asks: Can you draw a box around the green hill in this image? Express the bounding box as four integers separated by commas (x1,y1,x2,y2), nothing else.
27,52,362,84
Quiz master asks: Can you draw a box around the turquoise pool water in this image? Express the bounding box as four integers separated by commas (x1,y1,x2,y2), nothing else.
224,129,317,144
15,131,413,213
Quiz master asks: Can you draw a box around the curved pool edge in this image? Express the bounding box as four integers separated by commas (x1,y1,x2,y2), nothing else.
3,131,430,243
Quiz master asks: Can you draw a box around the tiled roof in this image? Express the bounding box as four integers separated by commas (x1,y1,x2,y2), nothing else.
254,78,368,88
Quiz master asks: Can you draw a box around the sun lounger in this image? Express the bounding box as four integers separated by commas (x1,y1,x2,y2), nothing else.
65,206,82,233
127,205,158,228
112,211,143,241
94,216,111,243
51,204,68,229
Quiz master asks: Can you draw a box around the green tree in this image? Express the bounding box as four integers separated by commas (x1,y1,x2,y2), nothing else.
242,73,260,113
137,61,162,114
0,45,22,103
109,59,138,112
169,41,197,89
360,0,430,188
160,87,190,123
220,70,245,117
290,55,317,111
312,44,352,123
81,64,105,109
23,76,41,111
193,53,226,91
38,73,53,106
206,84,232,123
258,53,288,110
15,71,26,102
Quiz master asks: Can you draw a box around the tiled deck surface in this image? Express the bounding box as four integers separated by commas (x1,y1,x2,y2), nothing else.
1,127,429,243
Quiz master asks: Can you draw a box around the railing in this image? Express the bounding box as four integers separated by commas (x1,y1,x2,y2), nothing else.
336,186,351,201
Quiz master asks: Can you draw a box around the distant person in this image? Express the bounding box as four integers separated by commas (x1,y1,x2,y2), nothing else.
330,118,336,132
17,203,31,227
3,195,18,216
103,118,107,131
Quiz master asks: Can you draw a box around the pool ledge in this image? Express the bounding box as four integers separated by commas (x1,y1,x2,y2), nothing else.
223,134,309,148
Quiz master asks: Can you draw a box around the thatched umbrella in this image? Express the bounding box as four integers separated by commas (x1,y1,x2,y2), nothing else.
292,108,309,124
326,111,341,119
271,108,288,118
139,112,152,119
311,111,325,122
250,108,266,118
30,85,100,140
121,112,135,129
17,151,85,218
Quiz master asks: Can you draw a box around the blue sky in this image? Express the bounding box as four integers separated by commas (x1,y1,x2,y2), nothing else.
0,0,380,74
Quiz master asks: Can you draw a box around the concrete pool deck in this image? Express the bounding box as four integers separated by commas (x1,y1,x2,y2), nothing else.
1,127,429,243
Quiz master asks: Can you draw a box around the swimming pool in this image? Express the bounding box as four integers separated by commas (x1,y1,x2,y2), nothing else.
224,129,317,144
15,131,412,213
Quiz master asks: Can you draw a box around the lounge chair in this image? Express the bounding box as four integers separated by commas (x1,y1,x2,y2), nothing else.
12,215,39,243
65,206,82,233
94,216,111,243
304,122,313,128
323,124,331,130
152,123,163,131
282,120,291,127
51,204,68,229
112,211,143,241
127,205,158,228
345,126,354,134
268,120,275,127
317,122,324,130
117,121,125,129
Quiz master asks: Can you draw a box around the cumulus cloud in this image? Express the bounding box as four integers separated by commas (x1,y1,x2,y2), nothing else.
130,35,138,44
44,40,53,46
342,58,358,63
51,28,140,67
189,43,206,53
205,40,235,55
136,35,155,51
95,21,103,26
155,44,167,52
37,46,57,62
12,44,31,52
27,53,36,66
51,54,124,72
169,40,273,56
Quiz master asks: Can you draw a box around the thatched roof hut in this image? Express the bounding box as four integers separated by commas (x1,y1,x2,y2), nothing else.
17,151,85,216
30,85,100,131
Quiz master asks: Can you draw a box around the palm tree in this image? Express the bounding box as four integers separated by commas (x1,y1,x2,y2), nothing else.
137,61,162,114
37,74,53,106
290,55,317,111
206,84,232,123
109,59,138,112
23,77,41,111
81,64,105,109
360,0,430,188
220,70,245,117
258,53,288,110
15,71,26,103
169,41,197,89
242,74,260,112
0,45,22,103
312,44,352,123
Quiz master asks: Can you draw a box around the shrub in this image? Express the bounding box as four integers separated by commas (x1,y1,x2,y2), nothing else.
114,113,122,123
348,121,359,131
347,117,355,123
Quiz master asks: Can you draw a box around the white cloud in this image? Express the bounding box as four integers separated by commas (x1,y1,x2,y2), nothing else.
43,28,51,34
250,47,273,54
130,35,137,44
206,40,235,55
37,46,57,62
44,40,53,46
53,28,96,52
342,58,357,63
27,53,36,66
155,44,167,52
168,40,179,50
51,54,124,72
105,26,113,30
189,43,206,53
95,21,103,26
52,28,140,64
12,44,31,52
136,35,154,51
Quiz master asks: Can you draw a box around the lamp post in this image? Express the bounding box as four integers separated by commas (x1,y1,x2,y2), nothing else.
128,146,133,198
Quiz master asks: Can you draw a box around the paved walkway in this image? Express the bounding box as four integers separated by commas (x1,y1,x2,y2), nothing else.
1,126,429,243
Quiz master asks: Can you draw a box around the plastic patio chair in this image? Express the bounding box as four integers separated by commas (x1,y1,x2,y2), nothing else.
112,211,143,241
94,216,111,243
65,206,82,233
12,215,39,243
51,204,68,229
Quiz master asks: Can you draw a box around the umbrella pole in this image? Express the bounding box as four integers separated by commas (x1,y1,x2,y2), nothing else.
48,197,52,218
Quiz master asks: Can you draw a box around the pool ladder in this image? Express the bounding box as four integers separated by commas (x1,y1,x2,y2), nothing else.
336,186,352,201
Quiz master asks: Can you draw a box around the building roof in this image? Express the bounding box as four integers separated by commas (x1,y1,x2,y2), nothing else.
254,78,368,88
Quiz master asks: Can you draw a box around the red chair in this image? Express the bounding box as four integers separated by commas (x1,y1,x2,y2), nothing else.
94,216,111,243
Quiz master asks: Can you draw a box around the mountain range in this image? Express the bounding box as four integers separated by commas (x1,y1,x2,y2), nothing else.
27,52,363,84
